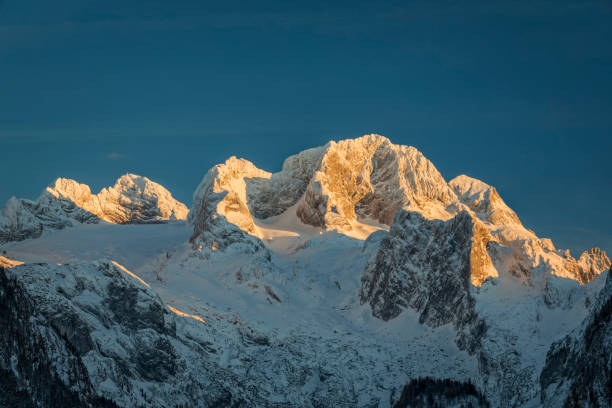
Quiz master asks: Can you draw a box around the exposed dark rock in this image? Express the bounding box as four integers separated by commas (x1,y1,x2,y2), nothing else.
360,210,489,353
393,377,489,408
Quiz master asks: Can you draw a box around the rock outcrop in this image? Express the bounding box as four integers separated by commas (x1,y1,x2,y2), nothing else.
0,255,23,268
0,261,177,407
293,135,456,229
360,210,490,353
449,175,610,286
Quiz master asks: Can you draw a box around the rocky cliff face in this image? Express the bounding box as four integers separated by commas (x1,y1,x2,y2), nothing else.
293,135,456,229
359,210,491,353
189,135,609,286
450,175,522,227
539,268,612,408
450,174,610,286
189,134,457,243
0,174,188,244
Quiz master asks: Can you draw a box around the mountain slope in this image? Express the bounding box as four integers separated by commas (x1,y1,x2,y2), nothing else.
184,135,610,406
540,267,612,407
360,210,491,354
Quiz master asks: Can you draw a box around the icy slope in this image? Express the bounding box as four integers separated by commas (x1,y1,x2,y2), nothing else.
2,222,191,271
0,174,188,244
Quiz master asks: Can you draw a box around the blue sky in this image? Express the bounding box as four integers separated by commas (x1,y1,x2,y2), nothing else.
1,1,611,255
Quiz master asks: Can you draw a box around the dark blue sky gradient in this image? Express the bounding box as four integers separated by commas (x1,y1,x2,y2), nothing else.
1,1,611,255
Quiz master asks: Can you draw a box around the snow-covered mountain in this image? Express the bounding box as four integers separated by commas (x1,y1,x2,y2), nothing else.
0,134,609,407
540,267,612,407
0,174,188,244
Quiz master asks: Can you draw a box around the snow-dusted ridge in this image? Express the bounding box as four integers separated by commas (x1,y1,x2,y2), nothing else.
0,134,610,407
189,134,609,287
0,173,188,244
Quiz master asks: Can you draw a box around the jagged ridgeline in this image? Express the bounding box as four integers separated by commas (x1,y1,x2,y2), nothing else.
0,174,188,243
189,134,608,285
0,134,610,407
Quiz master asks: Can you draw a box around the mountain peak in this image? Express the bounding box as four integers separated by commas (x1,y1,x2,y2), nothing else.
450,174,522,226
189,135,609,289
190,134,457,246
0,174,188,244
46,177,95,208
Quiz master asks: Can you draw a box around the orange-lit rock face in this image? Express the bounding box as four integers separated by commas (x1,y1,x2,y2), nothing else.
450,174,610,286
470,219,496,287
450,175,521,227
0,255,23,268
564,248,611,285
188,157,270,253
295,135,457,229
48,174,189,224
187,134,609,289
191,134,458,239
0,174,188,244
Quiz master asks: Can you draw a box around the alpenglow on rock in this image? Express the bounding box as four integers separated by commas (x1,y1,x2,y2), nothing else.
189,134,609,285
1,134,611,407
0,174,188,244
48,174,189,224
188,134,458,247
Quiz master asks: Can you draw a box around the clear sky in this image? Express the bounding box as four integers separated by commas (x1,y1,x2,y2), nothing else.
1,1,611,256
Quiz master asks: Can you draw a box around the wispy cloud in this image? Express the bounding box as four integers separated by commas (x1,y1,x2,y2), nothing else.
106,152,125,160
